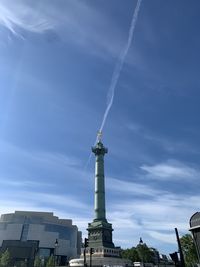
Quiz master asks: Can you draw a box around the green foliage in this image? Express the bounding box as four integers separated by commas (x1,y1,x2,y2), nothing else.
34,256,42,267
122,244,155,264
46,255,55,267
121,247,140,262
180,233,198,267
136,243,154,263
0,249,11,267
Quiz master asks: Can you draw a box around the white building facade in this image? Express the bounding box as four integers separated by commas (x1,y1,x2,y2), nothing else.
0,211,82,266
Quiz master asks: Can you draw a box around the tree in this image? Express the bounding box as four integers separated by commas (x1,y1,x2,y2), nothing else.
0,249,11,267
46,255,54,267
136,243,154,263
180,233,198,267
34,256,42,267
121,247,140,263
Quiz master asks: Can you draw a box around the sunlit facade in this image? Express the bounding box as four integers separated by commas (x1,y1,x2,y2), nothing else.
0,211,82,266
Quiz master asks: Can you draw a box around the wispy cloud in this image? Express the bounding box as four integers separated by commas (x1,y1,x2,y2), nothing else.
0,141,197,252
107,177,165,197
105,176,197,248
0,198,90,238
143,132,199,155
0,1,52,37
147,231,176,245
0,190,89,211
0,0,124,58
0,140,197,251
0,139,88,181
0,140,92,215
127,122,200,155
0,178,53,188
0,156,196,252
141,160,199,180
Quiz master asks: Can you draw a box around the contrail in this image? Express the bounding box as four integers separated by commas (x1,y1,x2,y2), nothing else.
84,0,142,169
99,0,142,133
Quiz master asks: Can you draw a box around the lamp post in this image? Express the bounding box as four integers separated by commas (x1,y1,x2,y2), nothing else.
54,239,58,267
175,228,185,267
90,248,94,267
84,238,88,267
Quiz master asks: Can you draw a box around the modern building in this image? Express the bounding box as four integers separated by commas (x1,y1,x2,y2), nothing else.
70,135,131,267
189,212,200,263
0,211,82,266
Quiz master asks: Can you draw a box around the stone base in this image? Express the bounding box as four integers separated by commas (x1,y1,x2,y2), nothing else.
85,246,120,258
69,256,132,267
87,220,114,248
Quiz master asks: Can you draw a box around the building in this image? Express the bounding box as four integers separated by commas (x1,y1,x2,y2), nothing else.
70,135,131,267
189,212,200,263
0,211,82,266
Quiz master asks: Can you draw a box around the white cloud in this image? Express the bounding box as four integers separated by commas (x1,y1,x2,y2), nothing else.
107,177,164,197
147,231,176,245
141,161,199,180
0,169,196,252
0,140,197,252
127,122,142,133
0,139,90,183
0,199,90,238
0,178,53,188
127,122,200,155
144,132,199,154
0,190,89,211
0,0,124,58
0,139,81,167
0,1,52,36
104,176,197,249
0,139,93,225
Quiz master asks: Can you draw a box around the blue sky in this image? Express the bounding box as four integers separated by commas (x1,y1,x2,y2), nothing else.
0,0,200,255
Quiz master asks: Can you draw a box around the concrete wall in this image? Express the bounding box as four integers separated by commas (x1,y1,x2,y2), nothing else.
0,211,82,259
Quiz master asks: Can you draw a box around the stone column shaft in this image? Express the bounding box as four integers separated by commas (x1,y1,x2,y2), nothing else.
95,154,106,220
92,141,107,222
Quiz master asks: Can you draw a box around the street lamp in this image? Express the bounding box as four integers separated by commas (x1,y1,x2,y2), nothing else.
89,248,94,267
54,239,58,267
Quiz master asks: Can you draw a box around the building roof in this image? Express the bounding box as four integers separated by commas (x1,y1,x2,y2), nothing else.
190,212,200,229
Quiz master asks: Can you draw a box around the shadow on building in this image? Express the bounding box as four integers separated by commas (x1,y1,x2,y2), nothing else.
190,212,200,263
0,211,82,267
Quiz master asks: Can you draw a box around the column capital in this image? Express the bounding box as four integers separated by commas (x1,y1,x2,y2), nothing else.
92,141,108,156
